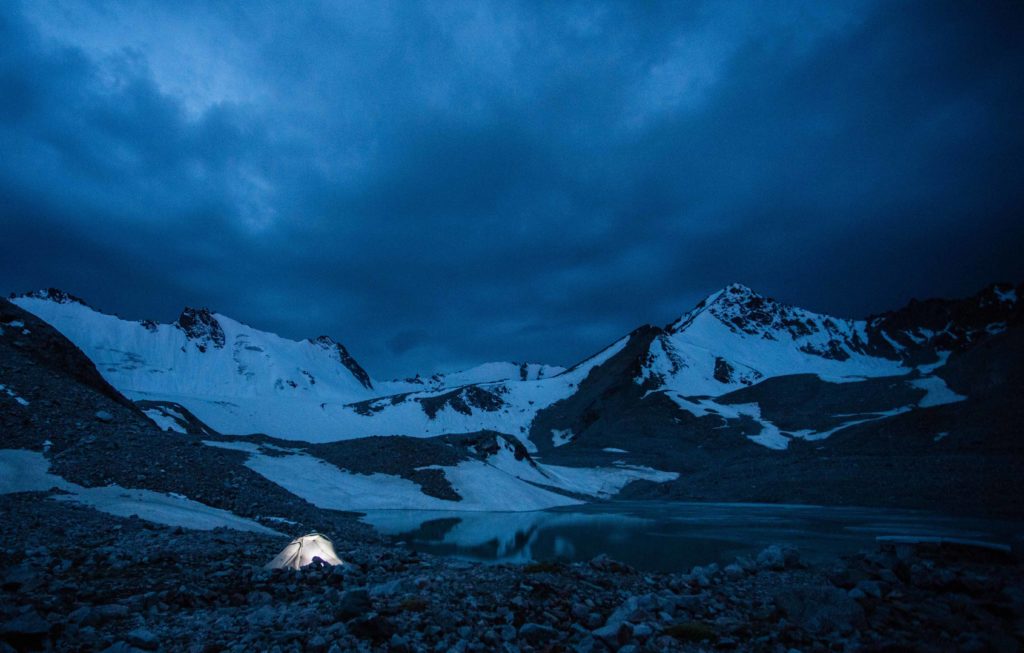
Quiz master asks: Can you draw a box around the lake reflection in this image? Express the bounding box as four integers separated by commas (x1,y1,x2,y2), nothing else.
360,501,1022,572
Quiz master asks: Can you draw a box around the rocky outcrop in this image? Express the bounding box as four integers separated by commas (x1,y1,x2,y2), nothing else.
311,335,373,389
176,307,226,351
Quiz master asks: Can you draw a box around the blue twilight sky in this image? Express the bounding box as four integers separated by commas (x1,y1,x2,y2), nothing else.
1,1,1022,377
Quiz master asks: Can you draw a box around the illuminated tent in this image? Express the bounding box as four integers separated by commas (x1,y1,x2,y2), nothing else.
266,533,343,569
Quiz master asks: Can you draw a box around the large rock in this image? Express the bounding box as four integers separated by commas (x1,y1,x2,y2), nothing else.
757,545,800,570
126,628,159,651
774,585,865,635
518,623,559,645
335,588,372,621
0,611,51,649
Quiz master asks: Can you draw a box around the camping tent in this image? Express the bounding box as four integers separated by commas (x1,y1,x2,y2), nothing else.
266,533,344,569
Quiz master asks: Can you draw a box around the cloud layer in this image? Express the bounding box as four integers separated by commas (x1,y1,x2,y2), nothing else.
2,1,1022,377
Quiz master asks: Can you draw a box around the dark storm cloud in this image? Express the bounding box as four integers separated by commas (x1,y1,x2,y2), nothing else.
1,1,1022,377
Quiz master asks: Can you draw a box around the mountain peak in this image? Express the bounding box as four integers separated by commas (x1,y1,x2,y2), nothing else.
310,335,373,390
668,283,770,333
12,288,90,307
175,307,225,350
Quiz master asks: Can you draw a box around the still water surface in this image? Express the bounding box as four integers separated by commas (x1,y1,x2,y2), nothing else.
360,501,1023,572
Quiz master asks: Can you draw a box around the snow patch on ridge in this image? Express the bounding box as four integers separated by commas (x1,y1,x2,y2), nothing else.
0,449,278,534
205,437,677,511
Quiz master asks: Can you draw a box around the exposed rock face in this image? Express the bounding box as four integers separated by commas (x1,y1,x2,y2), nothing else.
713,357,735,384
176,307,226,351
864,281,1022,359
668,282,1023,366
417,385,505,419
311,335,374,390
0,299,129,408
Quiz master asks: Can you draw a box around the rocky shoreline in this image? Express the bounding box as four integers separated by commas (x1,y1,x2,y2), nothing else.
2,493,1021,653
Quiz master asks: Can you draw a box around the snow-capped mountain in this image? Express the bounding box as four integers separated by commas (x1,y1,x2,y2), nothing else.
11,283,1021,452
12,289,376,402
529,282,1020,452
6,281,1023,515
10,289,575,440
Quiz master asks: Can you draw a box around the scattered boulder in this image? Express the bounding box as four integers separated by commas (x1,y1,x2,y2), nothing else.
757,544,800,570
126,628,159,651
94,410,114,423
0,610,51,650
518,623,559,645
774,585,864,634
335,588,372,621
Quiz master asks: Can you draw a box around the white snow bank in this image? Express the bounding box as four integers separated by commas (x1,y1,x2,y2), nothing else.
211,437,678,512
0,449,279,534
142,407,187,433
551,429,574,447
910,376,966,408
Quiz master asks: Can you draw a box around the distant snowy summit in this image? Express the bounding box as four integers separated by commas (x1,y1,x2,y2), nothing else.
389,361,566,393
9,288,565,435
13,289,376,402
11,282,1021,450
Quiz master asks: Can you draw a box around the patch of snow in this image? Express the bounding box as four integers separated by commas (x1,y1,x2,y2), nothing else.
142,408,187,433
994,287,1017,304
934,431,949,442
551,429,574,447
0,449,278,534
602,447,628,453
910,376,966,408
985,322,1007,335
243,451,579,511
203,440,264,453
221,436,677,511
263,516,299,526
916,351,951,374
0,383,29,406
816,375,871,384
786,406,913,442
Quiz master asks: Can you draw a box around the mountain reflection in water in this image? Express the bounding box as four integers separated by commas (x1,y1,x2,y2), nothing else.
360,501,1022,572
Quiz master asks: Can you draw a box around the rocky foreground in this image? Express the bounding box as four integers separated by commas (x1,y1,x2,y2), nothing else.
1,494,1022,653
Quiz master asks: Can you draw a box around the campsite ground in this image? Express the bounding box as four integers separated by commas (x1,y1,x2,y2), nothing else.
2,493,1022,652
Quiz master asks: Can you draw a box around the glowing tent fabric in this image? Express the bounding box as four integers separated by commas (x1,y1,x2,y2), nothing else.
266,533,343,569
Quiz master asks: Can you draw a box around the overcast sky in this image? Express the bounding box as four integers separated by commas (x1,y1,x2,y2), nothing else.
2,1,1022,377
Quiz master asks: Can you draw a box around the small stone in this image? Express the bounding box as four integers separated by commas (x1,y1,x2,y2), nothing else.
632,623,653,640
724,564,745,581
757,545,786,570
498,625,516,642
126,628,159,651
335,589,371,621
855,580,882,599
519,623,559,645
94,410,115,423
